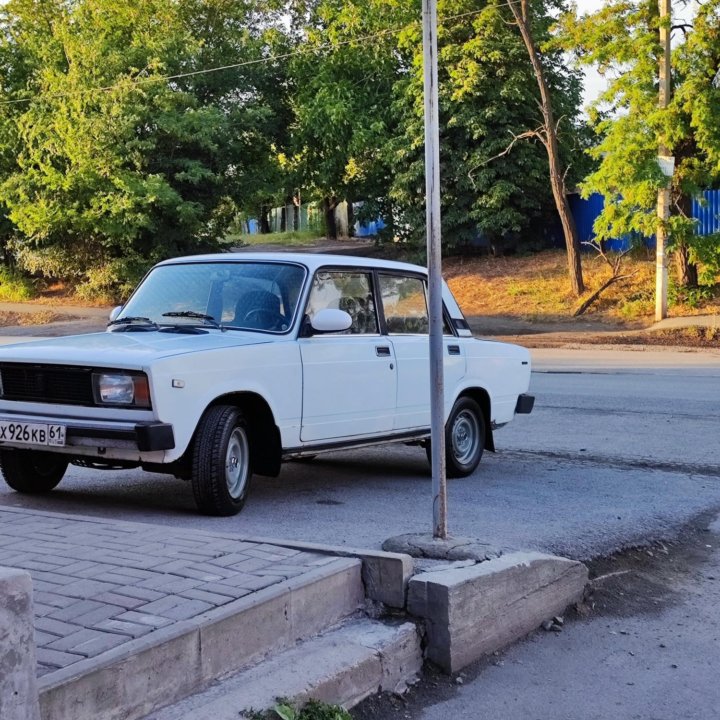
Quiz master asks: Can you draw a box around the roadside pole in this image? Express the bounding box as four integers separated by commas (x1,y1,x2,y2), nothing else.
422,0,447,539
655,0,671,321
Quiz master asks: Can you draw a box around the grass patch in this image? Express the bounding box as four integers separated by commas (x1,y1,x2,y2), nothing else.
445,249,720,325
0,267,37,302
245,699,352,720
227,230,323,247
0,310,76,326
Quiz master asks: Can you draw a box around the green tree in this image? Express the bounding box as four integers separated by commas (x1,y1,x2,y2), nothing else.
388,0,585,262
284,0,399,239
0,0,289,294
560,0,720,290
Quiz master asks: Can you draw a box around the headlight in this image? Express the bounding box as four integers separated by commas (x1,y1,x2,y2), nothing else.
92,373,151,408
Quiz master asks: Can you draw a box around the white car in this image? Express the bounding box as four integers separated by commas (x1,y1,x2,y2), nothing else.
0,253,534,516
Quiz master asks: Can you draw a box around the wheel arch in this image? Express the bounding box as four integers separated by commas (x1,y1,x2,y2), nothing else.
457,387,495,452
205,392,282,477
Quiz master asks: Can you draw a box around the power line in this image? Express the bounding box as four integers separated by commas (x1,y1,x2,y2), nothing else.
0,4,524,107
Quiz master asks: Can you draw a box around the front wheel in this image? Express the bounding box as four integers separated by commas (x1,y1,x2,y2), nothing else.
0,450,68,493
426,396,485,478
191,405,252,516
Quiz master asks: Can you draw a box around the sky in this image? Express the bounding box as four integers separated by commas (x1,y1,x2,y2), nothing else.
576,0,698,106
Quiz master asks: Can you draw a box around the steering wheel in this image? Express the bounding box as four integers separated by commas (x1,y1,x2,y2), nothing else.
242,308,286,331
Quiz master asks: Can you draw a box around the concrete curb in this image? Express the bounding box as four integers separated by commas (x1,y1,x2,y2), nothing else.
241,534,414,608
39,558,363,720
407,551,589,673
147,619,422,720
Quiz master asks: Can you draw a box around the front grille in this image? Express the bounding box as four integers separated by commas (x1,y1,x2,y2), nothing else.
0,363,95,406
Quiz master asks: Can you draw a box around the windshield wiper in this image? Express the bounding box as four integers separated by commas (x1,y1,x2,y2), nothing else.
162,311,225,331
107,316,159,329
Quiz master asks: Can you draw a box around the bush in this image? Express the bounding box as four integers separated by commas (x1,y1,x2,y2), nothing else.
0,266,36,301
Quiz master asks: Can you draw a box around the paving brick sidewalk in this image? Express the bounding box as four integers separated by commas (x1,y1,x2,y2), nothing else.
0,507,339,678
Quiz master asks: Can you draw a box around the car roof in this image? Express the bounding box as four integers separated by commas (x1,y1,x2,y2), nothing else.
155,252,429,276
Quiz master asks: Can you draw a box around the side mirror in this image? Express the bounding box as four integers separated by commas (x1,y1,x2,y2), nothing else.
309,308,352,334
109,306,123,322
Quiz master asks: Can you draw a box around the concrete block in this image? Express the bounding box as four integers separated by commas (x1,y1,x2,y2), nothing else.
198,584,293,683
148,619,422,720
407,551,588,673
0,567,40,720
40,627,202,720
360,552,414,608
288,559,364,640
239,535,414,609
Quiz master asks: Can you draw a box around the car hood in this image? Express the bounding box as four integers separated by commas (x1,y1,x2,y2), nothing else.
0,330,275,369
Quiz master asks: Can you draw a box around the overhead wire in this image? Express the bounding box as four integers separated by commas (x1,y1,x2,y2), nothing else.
0,2,527,107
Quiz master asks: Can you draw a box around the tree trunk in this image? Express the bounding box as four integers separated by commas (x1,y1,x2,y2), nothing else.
674,192,699,288
675,243,698,288
508,0,584,296
323,196,338,240
260,204,271,234
292,193,301,231
347,200,355,238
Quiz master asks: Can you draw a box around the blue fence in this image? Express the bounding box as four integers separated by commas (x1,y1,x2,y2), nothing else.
572,190,720,251
692,190,720,236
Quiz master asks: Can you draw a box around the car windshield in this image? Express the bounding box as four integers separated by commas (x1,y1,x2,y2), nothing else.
118,261,307,333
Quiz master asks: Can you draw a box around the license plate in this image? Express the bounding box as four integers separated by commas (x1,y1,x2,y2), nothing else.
0,421,66,447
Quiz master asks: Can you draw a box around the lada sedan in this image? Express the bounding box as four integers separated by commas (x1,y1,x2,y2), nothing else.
0,253,534,515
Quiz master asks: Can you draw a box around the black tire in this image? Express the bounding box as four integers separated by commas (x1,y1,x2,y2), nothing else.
191,405,252,516
0,450,68,493
426,396,485,478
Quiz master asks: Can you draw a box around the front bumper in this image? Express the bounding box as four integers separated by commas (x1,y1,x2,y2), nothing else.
0,412,174,452
515,394,535,414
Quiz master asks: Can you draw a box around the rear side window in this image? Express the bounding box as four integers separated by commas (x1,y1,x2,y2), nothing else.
305,271,379,334
379,275,429,334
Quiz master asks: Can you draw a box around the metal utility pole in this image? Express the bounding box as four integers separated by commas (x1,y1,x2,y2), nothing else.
422,0,447,539
656,0,672,321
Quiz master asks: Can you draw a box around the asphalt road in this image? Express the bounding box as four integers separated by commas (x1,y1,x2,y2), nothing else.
0,347,717,562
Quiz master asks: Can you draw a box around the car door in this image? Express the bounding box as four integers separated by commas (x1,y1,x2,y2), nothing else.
299,269,397,442
378,273,465,431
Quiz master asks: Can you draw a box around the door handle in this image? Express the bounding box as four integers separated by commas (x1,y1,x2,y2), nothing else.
448,345,460,356
375,346,391,357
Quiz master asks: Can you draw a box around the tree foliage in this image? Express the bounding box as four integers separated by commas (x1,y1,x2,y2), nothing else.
388,0,585,254
0,0,287,293
0,0,589,294
559,0,720,288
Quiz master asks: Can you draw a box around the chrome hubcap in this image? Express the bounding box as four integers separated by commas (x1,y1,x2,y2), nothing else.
225,427,249,499
451,410,480,465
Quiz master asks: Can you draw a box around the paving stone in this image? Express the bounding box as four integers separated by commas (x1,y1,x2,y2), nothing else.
32,591,78,609
227,557,272,572
58,630,128,658
34,630,58,647
205,552,254,568
93,591,145,610
73,604,125,627
34,617,82,638
180,588,235,605
32,602,56,618
93,618,154,638
47,600,105,622
135,575,200,594
35,647,84,669
53,578,120,599
193,581,250,599
115,585,165,602
115,611,174,629
218,574,279,592
46,629,110,654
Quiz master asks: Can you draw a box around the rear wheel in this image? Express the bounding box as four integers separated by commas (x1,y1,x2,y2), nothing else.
425,396,485,478
0,450,68,493
191,405,252,516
